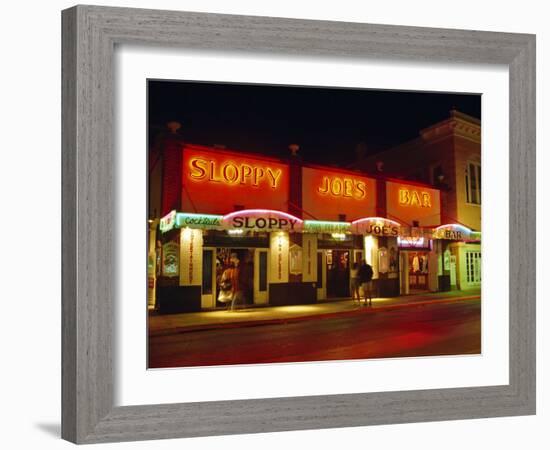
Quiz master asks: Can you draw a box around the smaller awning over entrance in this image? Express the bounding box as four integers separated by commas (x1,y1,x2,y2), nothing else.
432,224,481,242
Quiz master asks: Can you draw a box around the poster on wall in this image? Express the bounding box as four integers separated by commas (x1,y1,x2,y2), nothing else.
270,231,289,284
179,228,202,285
302,234,318,282
161,242,179,278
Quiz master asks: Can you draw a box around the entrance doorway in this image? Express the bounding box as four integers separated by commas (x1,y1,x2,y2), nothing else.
214,248,255,308
408,251,429,292
326,249,350,298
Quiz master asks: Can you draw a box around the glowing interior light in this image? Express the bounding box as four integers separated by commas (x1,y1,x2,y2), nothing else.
331,233,347,240
181,227,193,241
227,229,244,236
364,235,375,265
398,236,425,247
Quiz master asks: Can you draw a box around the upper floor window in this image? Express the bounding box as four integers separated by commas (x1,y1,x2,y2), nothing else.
431,164,444,185
465,162,481,205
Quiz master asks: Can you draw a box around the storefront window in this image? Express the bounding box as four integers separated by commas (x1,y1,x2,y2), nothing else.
289,244,303,275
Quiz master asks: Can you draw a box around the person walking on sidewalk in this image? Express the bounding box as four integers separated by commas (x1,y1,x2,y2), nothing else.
350,262,361,304
358,260,374,307
222,252,245,311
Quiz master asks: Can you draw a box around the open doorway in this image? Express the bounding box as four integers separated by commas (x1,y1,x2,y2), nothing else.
215,248,255,308
407,251,430,292
326,249,350,298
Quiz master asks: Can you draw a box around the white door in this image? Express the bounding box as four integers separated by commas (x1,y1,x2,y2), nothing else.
449,255,457,288
254,249,269,305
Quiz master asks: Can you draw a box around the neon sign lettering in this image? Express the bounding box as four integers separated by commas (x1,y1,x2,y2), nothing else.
351,217,401,236
365,224,399,236
189,157,282,189
398,189,432,208
433,224,473,241
222,209,303,232
175,213,223,230
317,176,367,199
232,216,299,231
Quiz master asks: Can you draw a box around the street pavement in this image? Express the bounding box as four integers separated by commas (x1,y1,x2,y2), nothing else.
148,289,481,336
148,299,481,368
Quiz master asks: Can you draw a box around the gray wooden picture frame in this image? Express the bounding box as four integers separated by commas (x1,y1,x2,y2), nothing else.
61,4,536,444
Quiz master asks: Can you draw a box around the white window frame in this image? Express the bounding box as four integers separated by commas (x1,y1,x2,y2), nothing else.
465,251,482,284
465,161,482,205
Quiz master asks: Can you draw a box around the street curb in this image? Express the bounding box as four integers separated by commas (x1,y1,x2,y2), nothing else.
149,295,480,337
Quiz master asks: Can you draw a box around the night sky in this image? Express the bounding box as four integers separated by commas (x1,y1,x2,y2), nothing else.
148,80,481,166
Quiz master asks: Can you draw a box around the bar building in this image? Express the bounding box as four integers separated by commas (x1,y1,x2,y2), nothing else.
148,115,481,313
353,109,482,292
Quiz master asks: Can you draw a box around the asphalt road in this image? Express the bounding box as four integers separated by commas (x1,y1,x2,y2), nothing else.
148,299,481,368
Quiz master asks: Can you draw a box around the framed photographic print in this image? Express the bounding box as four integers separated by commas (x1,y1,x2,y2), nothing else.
62,4,536,444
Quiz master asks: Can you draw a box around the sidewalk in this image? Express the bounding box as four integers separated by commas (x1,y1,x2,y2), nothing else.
149,289,481,337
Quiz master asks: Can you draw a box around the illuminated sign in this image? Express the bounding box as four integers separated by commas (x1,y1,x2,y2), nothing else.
182,145,289,214
189,157,282,189
159,210,177,233
270,231,289,283
303,220,351,234
179,228,202,286
398,189,432,208
302,234,317,282
352,217,401,236
317,176,367,199
221,209,304,233
386,181,441,226
175,212,223,230
302,167,377,221
432,224,478,241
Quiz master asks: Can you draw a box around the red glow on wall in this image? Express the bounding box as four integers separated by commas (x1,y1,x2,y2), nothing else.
386,181,441,226
181,145,290,215
302,166,377,221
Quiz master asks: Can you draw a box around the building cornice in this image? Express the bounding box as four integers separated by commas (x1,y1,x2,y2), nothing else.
420,111,481,143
